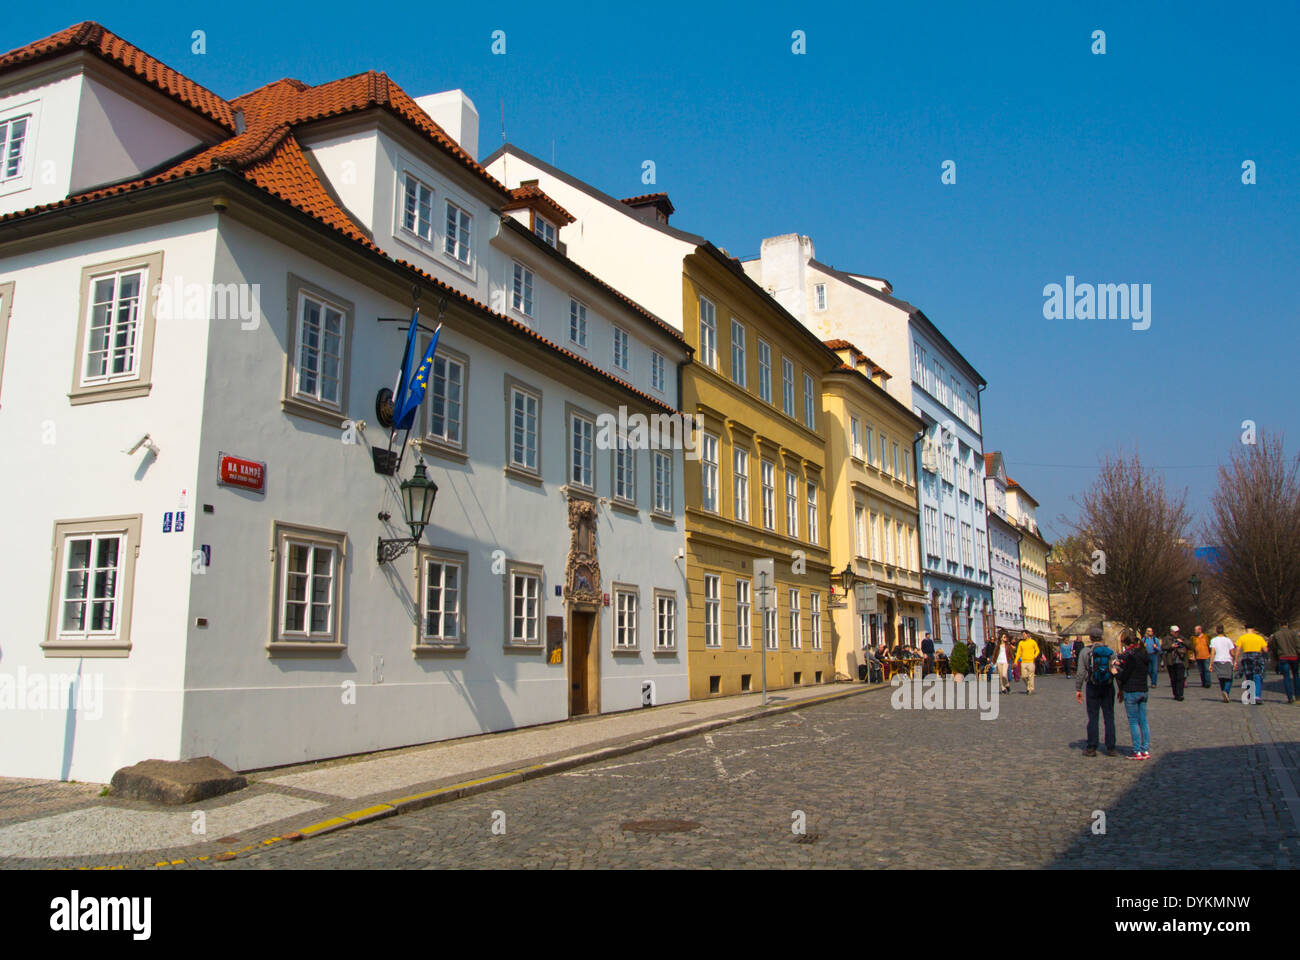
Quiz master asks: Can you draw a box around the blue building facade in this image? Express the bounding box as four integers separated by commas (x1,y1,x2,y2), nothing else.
908,317,993,652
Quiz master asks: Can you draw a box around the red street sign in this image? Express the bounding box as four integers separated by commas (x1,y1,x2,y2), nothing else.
218,453,266,493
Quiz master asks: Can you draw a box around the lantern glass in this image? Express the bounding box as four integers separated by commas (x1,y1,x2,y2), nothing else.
401,459,438,541
839,566,856,594
1188,574,1201,600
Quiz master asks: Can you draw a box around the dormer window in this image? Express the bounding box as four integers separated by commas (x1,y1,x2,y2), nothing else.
402,174,435,241
1,114,30,182
534,216,557,247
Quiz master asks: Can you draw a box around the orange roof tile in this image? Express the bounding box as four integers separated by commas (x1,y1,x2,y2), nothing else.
0,22,235,130
502,182,576,224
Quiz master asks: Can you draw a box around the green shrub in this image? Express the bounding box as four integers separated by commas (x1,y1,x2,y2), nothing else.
949,642,970,676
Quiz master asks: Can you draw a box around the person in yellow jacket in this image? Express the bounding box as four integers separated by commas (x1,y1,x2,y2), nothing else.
1015,631,1041,694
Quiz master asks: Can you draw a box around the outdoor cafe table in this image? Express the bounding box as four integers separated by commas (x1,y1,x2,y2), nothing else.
885,657,922,679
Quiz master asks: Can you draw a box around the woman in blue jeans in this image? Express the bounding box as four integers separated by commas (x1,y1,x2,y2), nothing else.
1114,632,1151,759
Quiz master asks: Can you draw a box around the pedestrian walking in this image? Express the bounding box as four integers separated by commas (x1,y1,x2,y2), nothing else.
1075,626,1117,756
1061,638,1074,678
1114,632,1151,759
1270,620,1300,704
1016,631,1040,694
920,632,936,678
1209,625,1236,701
1142,628,1160,687
1161,626,1190,701
966,636,977,679
1072,637,1085,668
995,632,1012,694
1237,625,1269,704
1190,625,1212,688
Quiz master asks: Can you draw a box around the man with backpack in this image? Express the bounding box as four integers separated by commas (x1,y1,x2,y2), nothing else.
1142,627,1161,687
1075,626,1117,757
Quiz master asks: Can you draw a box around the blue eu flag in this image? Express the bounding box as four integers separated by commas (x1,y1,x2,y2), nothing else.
394,323,442,430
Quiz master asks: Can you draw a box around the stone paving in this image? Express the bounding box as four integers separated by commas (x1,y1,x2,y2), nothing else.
195,672,1300,869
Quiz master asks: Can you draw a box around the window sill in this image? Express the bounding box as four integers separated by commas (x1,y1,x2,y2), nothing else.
42,639,131,658
413,643,468,657
611,646,641,655
417,438,468,464
69,381,152,406
609,499,638,517
505,464,544,486
267,641,346,657
650,511,676,527
653,647,679,656
503,642,544,653
282,397,347,429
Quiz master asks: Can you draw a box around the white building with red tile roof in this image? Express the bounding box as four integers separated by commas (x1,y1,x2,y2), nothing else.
0,23,691,781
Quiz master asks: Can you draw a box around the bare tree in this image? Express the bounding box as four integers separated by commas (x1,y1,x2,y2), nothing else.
1204,433,1300,633
1068,455,1200,634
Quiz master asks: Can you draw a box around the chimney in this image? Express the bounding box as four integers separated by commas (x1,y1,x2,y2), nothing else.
413,90,480,159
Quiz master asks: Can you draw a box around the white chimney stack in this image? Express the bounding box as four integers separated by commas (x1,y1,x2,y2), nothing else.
413,90,480,160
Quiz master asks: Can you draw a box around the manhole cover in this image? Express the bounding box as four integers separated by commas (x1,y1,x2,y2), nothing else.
620,819,701,834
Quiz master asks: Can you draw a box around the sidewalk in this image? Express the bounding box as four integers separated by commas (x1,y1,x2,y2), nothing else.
0,680,880,868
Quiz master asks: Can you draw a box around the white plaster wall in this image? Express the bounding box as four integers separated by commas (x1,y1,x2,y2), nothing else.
176,217,687,772
0,218,219,781
301,130,380,238
0,70,81,215
69,75,205,194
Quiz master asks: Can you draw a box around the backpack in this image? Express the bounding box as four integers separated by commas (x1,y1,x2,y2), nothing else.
1090,645,1115,685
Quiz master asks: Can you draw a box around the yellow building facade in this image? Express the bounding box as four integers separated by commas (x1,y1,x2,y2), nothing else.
820,342,926,679
681,248,837,699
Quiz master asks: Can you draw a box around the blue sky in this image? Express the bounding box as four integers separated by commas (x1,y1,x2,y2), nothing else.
11,2,1297,542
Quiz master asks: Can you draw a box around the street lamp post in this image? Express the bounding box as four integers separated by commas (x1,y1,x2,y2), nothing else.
1188,574,1201,621
377,458,438,564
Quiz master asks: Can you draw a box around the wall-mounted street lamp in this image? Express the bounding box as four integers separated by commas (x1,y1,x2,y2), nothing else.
1188,573,1201,618
838,566,857,596
377,458,438,564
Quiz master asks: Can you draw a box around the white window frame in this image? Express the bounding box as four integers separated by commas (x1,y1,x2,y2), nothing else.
806,482,819,544
506,562,543,647
851,417,863,459
704,573,721,647
789,590,801,649
760,459,776,531
730,318,747,387
733,447,749,523
698,296,717,369
814,283,827,311
444,199,473,265
650,351,666,392
803,372,815,429
534,215,557,247
509,385,540,473
401,172,435,242
612,326,630,371
511,261,535,317
736,578,752,649
810,592,822,649
782,358,795,416
701,433,720,513
785,470,799,538
757,339,772,403
614,587,640,650
764,605,778,650
79,266,149,390
292,289,347,409
420,555,464,645
427,353,465,448
570,411,595,490
654,591,678,650
569,298,588,348
614,433,636,505
653,450,673,515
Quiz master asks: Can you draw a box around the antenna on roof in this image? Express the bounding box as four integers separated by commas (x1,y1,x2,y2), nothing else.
552,139,555,165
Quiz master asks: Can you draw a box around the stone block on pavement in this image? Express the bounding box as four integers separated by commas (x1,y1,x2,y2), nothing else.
110,757,247,805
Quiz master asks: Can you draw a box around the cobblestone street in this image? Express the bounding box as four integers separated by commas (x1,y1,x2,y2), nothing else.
212,674,1300,869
